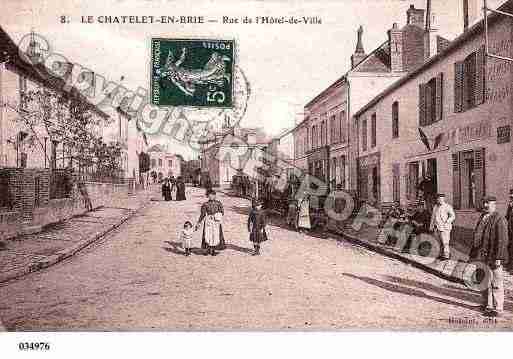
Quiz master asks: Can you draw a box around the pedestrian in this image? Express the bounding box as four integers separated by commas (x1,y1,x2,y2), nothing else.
196,189,226,256
297,193,311,233
506,189,513,271
248,199,269,256
429,193,455,260
418,174,436,215
161,178,171,201
169,175,177,200
470,196,509,317
175,176,186,201
180,221,195,256
287,199,298,230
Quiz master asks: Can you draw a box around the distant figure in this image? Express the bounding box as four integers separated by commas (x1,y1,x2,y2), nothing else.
161,178,172,201
418,174,436,214
169,175,177,200
429,193,455,260
297,193,311,233
287,199,298,230
175,176,186,201
248,199,269,256
470,196,509,317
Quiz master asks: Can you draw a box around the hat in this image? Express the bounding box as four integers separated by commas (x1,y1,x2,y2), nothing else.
484,195,497,203
436,193,446,198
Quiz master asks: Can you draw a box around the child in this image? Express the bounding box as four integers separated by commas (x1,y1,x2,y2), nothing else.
248,199,269,256
180,221,194,256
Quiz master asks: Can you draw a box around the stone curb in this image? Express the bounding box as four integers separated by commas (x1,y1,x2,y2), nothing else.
335,229,469,285
0,197,151,285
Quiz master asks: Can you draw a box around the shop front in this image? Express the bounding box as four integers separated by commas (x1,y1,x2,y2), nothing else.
307,146,330,187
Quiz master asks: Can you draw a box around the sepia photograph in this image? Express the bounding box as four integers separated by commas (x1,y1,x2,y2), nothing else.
1,0,513,357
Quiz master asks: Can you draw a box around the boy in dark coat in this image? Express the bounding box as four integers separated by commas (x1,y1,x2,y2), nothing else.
470,196,509,317
248,199,268,256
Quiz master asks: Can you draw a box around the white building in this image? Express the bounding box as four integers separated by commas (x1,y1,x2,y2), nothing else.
147,144,182,182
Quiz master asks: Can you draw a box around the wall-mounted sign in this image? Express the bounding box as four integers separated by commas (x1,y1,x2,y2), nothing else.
497,125,511,144
458,120,492,144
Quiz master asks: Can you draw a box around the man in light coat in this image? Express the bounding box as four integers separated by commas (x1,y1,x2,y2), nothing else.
430,193,456,260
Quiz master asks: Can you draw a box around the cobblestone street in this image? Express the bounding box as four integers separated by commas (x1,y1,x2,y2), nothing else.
1,187,512,330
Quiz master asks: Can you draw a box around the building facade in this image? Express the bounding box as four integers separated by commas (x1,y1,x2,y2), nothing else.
354,0,513,231
147,144,181,182
293,4,438,193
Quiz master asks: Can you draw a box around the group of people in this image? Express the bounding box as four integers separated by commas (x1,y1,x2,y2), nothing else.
161,176,186,201
286,194,312,233
422,191,511,318
178,189,270,258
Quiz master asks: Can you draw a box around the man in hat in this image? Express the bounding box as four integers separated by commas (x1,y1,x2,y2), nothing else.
470,196,509,317
429,193,456,260
506,189,513,270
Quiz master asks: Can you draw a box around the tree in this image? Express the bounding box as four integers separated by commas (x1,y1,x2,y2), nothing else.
10,87,122,178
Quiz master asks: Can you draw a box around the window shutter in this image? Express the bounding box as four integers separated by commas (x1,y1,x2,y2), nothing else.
419,83,426,126
474,147,485,209
475,45,486,105
454,61,464,113
452,152,461,209
435,72,443,122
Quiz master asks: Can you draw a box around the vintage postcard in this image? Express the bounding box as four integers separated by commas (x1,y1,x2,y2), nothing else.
0,0,513,357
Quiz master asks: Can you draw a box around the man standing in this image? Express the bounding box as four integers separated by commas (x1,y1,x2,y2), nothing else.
506,189,513,271
470,196,509,317
429,193,456,260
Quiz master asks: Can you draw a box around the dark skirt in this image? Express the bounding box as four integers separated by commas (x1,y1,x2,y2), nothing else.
249,228,268,243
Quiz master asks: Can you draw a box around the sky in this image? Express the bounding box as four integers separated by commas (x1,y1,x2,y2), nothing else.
1,0,506,159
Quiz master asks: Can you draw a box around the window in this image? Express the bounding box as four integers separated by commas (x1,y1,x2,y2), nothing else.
452,148,485,209
330,115,338,143
392,163,400,203
158,158,162,166
454,46,486,113
339,155,346,189
311,125,317,149
362,119,367,151
419,73,443,126
392,101,399,138
151,159,156,168
340,111,347,143
320,121,326,146
168,159,173,167
371,113,376,148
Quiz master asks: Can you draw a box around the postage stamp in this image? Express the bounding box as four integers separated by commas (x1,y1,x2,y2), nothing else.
151,38,235,108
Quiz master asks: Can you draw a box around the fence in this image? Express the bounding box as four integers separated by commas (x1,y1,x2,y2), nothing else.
50,169,72,199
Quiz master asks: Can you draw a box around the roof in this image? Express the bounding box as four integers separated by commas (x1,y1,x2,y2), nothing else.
0,26,109,120
354,0,513,118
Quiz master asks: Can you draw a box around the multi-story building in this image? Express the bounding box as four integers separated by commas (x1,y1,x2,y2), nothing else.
200,125,271,187
353,0,513,231
294,4,439,192
0,27,109,170
147,144,181,182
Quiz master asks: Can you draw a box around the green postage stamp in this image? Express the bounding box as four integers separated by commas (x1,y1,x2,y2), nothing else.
151,38,235,108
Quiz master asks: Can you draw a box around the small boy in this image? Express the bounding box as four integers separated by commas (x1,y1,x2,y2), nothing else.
180,221,194,256
248,199,269,256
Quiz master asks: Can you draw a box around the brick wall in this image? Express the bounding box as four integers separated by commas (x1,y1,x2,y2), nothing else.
0,168,130,240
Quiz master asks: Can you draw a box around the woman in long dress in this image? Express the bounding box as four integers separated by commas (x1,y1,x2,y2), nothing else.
296,194,311,232
161,178,171,201
175,176,186,201
196,189,226,255
169,176,177,200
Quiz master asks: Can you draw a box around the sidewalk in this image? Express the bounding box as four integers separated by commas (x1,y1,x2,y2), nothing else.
0,187,156,284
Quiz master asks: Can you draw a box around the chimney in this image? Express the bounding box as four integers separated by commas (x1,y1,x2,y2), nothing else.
351,25,367,69
388,23,404,72
423,0,438,60
463,0,480,32
407,4,425,28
